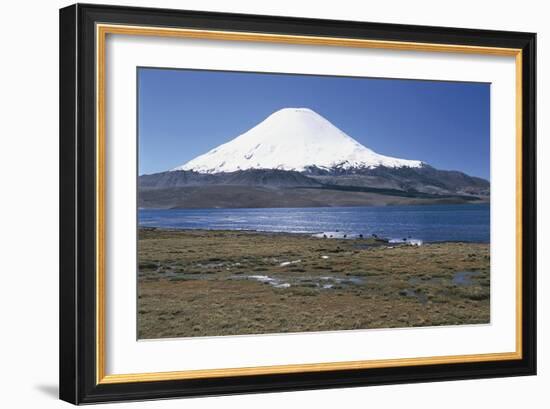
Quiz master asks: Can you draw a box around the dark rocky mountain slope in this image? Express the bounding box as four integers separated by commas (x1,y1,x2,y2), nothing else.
138,167,489,209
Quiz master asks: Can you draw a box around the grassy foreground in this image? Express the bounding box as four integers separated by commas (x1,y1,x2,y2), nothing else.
138,228,490,339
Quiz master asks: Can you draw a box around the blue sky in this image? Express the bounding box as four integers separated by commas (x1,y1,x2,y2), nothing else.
138,68,490,179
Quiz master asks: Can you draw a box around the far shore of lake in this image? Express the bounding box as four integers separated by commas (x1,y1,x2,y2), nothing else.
138,228,490,339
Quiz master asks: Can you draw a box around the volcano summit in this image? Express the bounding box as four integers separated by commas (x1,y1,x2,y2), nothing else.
173,107,423,173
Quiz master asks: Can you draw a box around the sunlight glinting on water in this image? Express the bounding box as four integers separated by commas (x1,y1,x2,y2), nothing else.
139,204,490,243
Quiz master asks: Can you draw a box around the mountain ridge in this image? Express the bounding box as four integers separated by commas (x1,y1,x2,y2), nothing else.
139,167,489,209
140,107,488,209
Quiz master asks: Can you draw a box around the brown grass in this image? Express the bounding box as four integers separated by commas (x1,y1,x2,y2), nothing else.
137,228,490,339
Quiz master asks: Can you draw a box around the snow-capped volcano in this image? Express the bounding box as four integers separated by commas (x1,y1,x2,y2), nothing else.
172,108,424,174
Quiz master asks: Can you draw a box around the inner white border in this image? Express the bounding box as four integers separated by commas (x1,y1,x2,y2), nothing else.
105,33,517,375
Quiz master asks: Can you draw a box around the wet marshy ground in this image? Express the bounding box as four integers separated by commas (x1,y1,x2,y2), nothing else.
137,228,490,339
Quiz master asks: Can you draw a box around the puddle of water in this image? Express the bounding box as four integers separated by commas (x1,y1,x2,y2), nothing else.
247,274,274,283
320,276,365,286
232,274,365,290
401,289,428,305
452,271,483,286
389,238,423,246
279,260,301,267
239,275,292,289
196,262,225,269
345,277,364,285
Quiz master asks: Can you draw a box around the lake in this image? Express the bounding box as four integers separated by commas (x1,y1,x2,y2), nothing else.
138,203,490,243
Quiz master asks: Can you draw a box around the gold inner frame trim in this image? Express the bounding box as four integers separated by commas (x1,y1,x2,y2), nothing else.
95,23,523,385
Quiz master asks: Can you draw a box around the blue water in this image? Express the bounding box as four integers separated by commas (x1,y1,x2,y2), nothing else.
139,204,489,243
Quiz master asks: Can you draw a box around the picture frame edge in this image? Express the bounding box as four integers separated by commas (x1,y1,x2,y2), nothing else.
59,3,537,405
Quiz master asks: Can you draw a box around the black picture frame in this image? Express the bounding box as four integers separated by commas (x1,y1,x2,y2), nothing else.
60,3,536,404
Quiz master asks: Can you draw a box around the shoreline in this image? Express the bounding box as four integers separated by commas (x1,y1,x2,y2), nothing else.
138,226,490,245
138,200,490,211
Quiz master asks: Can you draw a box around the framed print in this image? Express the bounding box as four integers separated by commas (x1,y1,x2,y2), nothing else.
59,3,536,404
